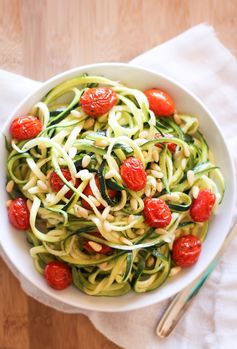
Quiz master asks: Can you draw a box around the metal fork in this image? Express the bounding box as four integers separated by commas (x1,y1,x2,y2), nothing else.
156,220,237,338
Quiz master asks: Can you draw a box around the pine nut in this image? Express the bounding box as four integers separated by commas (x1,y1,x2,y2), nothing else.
136,228,145,235
191,185,199,199
99,262,109,270
151,170,163,179
82,155,91,168
183,144,190,157
152,149,159,163
187,170,195,186
181,158,187,170
88,241,102,252
68,147,77,159
83,118,95,129
71,110,82,118
174,113,182,125
6,200,12,208
151,163,161,171
107,214,115,222
76,169,93,181
74,205,89,219
169,266,182,277
105,170,117,179
145,185,151,197
156,180,163,192
37,180,48,191
155,228,168,235
130,198,138,211
146,256,155,267
128,215,135,223
6,180,14,193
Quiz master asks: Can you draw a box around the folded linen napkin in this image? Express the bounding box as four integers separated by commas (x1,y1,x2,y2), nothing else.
0,23,237,349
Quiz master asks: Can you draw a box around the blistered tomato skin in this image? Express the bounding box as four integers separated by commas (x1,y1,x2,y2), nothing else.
49,169,80,199
144,88,175,117
172,235,202,267
143,198,172,228
10,115,43,140
80,87,117,117
190,189,216,222
44,261,72,290
81,176,116,210
8,198,30,230
155,133,177,153
83,232,113,254
120,157,147,191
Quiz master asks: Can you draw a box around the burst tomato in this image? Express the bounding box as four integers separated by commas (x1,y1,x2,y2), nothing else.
143,198,171,228
44,261,72,290
190,189,216,222
49,169,80,199
81,176,116,210
8,198,30,230
80,87,117,117
172,235,202,267
144,88,175,117
10,115,43,140
120,157,147,191
155,133,177,153
83,232,113,254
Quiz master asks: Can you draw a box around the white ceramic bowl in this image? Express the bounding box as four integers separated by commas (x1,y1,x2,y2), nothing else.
0,63,236,312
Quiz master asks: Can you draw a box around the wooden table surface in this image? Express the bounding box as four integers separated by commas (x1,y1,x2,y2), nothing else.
0,1,236,348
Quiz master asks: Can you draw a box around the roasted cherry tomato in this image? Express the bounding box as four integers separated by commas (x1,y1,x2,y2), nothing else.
144,88,175,117
120,157,147,191
172,234,202,267
10,115,43,140
49,169,80,199
44,261,72,290
155,133,177,153
190,189,216,222
80,87,117,117
143,198,172,228
8,198,30,230
82,176,116,210
83,232,113,254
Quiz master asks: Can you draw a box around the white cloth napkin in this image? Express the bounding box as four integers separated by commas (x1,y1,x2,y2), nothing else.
1,23,237,349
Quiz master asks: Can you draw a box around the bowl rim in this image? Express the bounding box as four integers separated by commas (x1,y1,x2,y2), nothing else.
1,62,236,312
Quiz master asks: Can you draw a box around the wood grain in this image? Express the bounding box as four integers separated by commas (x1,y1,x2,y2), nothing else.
0,0,236,348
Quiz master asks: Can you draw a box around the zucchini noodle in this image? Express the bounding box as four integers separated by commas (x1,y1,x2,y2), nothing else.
6,73,225,296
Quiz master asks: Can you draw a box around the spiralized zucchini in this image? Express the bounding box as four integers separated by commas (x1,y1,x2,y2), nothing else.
7,74,225,296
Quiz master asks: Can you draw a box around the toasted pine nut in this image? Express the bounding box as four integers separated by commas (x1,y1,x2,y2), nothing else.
88,241,102,252
37,180,48,191
82,155,91,168
150,163,161,171
83,118,95,129
136,228,145,235
145,185,151,197
74,205,89,219
71,110,82,118
6,200,12,208
128,214,135,223
152,149,159,163
76,169,93,181
181,158,187,170
187,170,195,186
169,266,182,277
6,180,14,193
130,198,138,211
191,185,199,199
156,180,163,192
146,256,155,267
183,144,190,157
151,170,163,179
26,199,33,211
174,113,182,125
